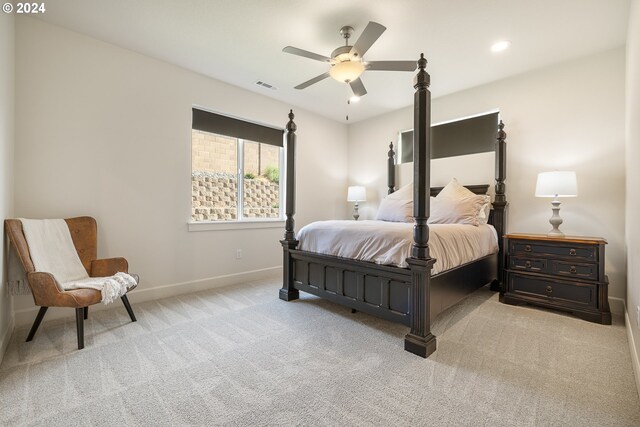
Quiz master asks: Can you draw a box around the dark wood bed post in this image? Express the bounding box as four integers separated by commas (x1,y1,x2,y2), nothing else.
404,54,437,358
387,142,395,194
279,110,299,301
491,120,507,292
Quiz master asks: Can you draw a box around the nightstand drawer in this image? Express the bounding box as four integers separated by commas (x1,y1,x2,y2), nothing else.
508,273,596,308
509,256,547,273
550,260,598,281
510,241,597,261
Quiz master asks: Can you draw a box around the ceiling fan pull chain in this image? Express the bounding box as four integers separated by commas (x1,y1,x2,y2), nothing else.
346,86,352,121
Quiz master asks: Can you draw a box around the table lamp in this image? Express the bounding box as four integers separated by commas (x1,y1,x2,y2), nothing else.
535,171,577,237
347,186,366,220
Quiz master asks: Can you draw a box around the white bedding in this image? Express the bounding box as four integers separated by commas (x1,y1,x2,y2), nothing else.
297,220,498,274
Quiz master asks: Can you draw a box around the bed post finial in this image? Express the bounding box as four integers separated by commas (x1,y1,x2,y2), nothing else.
492,119,507,292
405,54,437,359
387,142,395,194
287,109,296,132
414,53,430,89
279,109,300,302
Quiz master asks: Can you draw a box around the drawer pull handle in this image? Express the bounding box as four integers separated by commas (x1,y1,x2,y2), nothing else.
569,266,577,274
546,286,553,294
524,245,532,252
569,249,577,256
525,261,532,268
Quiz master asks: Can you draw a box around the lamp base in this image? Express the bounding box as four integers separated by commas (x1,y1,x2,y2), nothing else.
352,201,360,221
547,199,564,237
547,229,565,238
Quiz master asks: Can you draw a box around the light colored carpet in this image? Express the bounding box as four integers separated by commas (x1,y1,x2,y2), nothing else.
1,275,639,426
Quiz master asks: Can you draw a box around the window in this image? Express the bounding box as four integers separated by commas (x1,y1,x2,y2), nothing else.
191,108,284,222
396,111,499,164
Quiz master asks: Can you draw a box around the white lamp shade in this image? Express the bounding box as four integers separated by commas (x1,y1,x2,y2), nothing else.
535,171,578,197
347,186,366,202
329,60,365,83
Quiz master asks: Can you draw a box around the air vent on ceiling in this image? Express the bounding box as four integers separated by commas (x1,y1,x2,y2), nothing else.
255,80,277,90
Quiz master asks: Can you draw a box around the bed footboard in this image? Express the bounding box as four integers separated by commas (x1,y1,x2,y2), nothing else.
290,249,412,325
285,249,497,327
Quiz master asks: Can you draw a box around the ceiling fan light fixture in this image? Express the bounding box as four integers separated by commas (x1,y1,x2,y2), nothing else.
329,60,365,83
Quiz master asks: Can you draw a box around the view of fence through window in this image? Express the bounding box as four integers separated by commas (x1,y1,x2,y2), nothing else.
192,129,281,221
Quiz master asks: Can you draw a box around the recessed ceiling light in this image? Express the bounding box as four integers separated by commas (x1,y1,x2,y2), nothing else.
491,40,511,53
349,96,360,103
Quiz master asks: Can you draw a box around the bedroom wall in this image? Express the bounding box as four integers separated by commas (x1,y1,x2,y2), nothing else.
0,12,15,361
12,17,348,325
625,0,640,391
348,48,627,300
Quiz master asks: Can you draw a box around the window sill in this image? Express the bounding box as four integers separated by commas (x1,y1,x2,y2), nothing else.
188,219,285,232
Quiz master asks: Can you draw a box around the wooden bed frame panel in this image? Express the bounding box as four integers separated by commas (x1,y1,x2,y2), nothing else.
289,251,497,327
279,54,508,358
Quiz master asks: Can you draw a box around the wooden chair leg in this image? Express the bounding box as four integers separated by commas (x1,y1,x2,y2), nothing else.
121,295,136,322
75,308,85,350
26,306,48,342
83,306,88,320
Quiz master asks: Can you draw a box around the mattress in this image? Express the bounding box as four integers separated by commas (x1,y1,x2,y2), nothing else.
296,220,498,274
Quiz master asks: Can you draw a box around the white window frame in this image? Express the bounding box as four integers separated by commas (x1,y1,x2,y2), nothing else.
188,132,285,232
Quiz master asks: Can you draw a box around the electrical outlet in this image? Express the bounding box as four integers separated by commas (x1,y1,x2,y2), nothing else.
236,249,242,260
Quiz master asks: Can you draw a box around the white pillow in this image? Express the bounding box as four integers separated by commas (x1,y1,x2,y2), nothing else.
437,178,474,200
375,197,413,222
477,195,491,225
387,183,412,200
427,196,483,225
382,179,491,225
428,179,488,226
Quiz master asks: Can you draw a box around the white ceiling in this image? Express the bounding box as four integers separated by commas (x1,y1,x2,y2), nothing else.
34,0,630,123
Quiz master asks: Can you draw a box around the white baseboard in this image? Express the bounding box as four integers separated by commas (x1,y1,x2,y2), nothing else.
0,314,15,366
12,266,281,327
625,305,640,399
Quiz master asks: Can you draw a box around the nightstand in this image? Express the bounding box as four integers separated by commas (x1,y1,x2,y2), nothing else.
502,233,611,324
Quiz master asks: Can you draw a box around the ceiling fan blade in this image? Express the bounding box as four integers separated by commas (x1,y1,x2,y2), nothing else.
349,78,367,97
350,22,386,57
366,61,417,71
283,46,331,63
294,72,331,89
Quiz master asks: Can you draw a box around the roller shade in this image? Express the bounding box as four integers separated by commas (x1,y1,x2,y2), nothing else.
192,108,284,147
399,111,499,162
431,112,498,158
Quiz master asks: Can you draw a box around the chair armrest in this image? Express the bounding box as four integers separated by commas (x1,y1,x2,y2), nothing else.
90,257,129,277
27,271,102,308
27,271,64,306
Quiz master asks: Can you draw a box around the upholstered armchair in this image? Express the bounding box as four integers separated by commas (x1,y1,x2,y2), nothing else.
4,216,138,349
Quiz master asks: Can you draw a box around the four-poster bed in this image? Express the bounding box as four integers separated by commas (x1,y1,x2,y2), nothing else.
279,54,507,358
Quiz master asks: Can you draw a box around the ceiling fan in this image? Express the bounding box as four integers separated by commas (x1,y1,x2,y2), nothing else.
283,21,417,97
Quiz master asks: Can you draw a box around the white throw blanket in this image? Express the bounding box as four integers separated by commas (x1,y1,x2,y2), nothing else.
20,218,137,304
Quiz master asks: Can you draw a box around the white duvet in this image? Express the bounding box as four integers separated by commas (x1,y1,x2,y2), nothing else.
297,220,498,274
